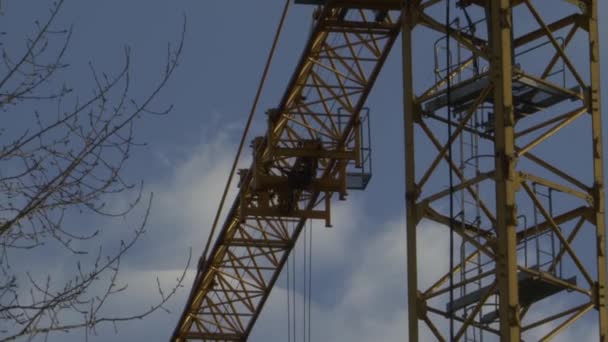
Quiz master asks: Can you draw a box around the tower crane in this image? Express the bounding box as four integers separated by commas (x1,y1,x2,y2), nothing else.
172,0,606,341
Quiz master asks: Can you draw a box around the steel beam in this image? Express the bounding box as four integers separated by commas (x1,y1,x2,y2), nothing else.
488,1,520,340
588,0,608,339
404,0,606,340
402,1,420,341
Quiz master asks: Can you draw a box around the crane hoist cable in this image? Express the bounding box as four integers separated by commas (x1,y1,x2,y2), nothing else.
287,248,292,342
304,219,313,342
301,219,312,342
303,221,308,342
292,239,297,342
287,208,313,342
307,219,313,342
445,0,456,340
200,0,291,267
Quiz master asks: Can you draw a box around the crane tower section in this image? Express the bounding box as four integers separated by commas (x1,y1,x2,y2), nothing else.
404,0,606,340
172,2,403,340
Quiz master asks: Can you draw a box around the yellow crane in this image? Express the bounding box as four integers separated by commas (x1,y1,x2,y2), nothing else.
172,0,606,341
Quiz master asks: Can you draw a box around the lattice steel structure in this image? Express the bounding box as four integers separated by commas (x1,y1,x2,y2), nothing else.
172,0,606,341
404,0,606,340
172,2,403,340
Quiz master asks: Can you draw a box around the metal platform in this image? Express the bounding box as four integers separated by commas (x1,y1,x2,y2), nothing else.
423,72,581,117
346,172,372,190
446,270,577,324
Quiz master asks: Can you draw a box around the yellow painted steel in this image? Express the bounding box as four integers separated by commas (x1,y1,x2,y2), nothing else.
173,0,606,341
404,0,607,341
172,3,402,341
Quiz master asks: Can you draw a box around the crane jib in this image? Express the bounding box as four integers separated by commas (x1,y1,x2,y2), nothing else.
172,2,402,341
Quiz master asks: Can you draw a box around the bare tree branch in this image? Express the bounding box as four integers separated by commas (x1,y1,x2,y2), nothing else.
0,2,189,340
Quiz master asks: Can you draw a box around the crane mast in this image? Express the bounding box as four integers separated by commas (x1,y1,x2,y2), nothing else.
404,0,606,340
173,0,606,341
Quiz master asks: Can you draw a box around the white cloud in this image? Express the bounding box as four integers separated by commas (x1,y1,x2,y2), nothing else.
249,211,598,342
250,212,451,342
25,125,599,341
152,131,237,245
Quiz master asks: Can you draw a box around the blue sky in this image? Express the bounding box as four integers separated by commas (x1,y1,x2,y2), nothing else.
2,0,608,341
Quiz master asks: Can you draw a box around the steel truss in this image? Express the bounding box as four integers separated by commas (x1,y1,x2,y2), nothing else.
403,0,606,341
172,2,403,340
173,0,605,340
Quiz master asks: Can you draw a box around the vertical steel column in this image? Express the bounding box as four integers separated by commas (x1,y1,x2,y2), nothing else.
489,1,520,340
401,0,606,340
402,1,420,340
588,1,608,340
